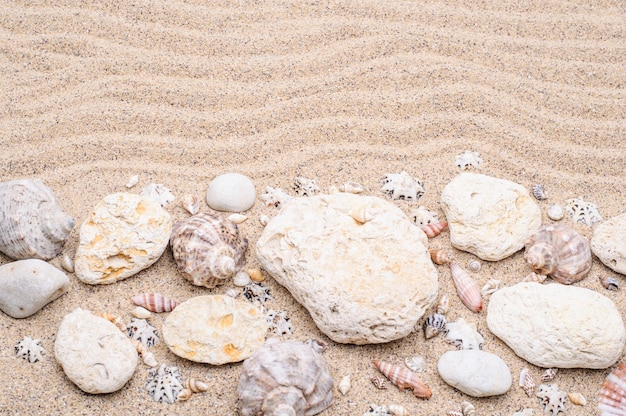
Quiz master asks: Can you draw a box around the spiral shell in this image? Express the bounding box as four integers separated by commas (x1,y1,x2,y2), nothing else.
519,368,536,397
461,401,476,416
180,194,200,215
467,259,481,272
421,221,448,238
338,375,351,395
237,339,334,416
0,179,74,260
170,212,248,288
568,392,586,406
132,293,178,313
423,313,447,339
436,294,450,315
184,378,209,393
541,368,558,382
372,360,432,399
370,375,387,389
449,262,482,313
547,204,564,221
532,184,547,200
600,275,619,291
429,248,451,265
524,224,592,284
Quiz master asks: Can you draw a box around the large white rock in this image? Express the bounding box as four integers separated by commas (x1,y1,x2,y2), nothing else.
591,213,626,275
74,193,172,284
206,172,256,212
256,193,438,345
54,308,138,393
487,282,626,369
162,295,267,365
0,259,69,318
441,173,542,261
437,350,512,397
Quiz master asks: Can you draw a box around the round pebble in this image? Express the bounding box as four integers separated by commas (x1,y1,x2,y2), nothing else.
437,349,512,397
547,204,564,221
206,173,256,212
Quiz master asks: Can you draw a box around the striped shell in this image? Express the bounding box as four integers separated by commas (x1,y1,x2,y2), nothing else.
541,368,558,382
370,375,387,389
519,368,536,397
132,293,178,313
524,224,592,284
599,363,626,415
429,248,450,265
532,184,547,200
184,378,209,393
421,222,448,238
170,212,248,288
372,360,432,399
461,401,476,416
600,275,620,291
449,262,482,313
423,313,446,339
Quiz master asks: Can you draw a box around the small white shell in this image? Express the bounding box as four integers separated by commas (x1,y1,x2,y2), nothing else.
141,183,175,207
568,392,586,406
233,270,251,287
338,375,351,395
340,181,364,194
14,336,45,363
436,294,450,315
388,404,409,416
461,401,476,416
522,272,548,283
468,259,481,272
444,317,484,350
228,213,248,224
260,186,293,207
132,306,152,319
294,176,320,196
547,204,564,221
481,278,501,295
565,196,602,226
224,288,239,298
125,175,139,188
180,194,200,215
259,214,270,226
409,206,439,227
454,151,482,170
60,253,74,273
404,356,426,373
381,171,425,201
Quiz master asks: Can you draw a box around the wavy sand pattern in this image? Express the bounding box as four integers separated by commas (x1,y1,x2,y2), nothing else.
0,0,624,414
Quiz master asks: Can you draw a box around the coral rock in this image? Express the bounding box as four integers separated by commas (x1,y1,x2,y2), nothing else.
591,213,626,276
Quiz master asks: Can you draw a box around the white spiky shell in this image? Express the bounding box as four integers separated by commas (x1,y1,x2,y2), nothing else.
524,224,592,284
0,179,74,260
237,339,334,416
170,212,248,288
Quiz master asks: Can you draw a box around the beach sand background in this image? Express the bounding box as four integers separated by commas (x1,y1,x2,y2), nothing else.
0,0,624,414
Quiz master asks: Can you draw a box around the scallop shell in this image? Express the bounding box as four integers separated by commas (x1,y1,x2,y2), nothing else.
524,224,592,284
600,275,620,291
429,248,451,265
449,262,483,313
519,368,536,397
461,401,476,416
423,313,447,339
0,179,75,260
421,221,448,238
370,375,387,389
132,293,178,313
541,368,558,382
372,360,432,399
180,194,200,215
404,356,426,373
338,375,351,395
237,339,334,416
599,362,626,415
568,392,586,406
170,212,248,288
532,184,547,200
547,204,564,221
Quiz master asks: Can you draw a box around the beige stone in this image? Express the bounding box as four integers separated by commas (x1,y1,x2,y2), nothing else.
74,193,172,284
441,173,542,261
162,295,267,364
591,213,626,275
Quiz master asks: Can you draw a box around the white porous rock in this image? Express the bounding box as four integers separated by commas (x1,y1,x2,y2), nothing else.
74,193,172,284
0,259,69,318
256,193,438,344
487,282,626,369
54,308,139,394
162,295,267,365
206,173,256,212
591,213,626,275
437,350,512,397
441,173,542,261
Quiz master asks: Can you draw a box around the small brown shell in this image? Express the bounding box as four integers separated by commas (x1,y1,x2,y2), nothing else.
541,368,558,382
449,262,482,313
429,248,450,265
99,312,126,332
372,360,432,399
132,293,178,313
568,392,586,406
184,378,209,393
247,268,265,282
421,221,448,238
370,375,387,389
600,275,620,291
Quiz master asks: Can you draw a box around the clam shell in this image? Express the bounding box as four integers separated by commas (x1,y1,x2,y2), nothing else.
524,224,592,284
404,356,426,373
170,212,248,288
449,262,483,313
132,293,178,313
372,360,432,399
0,179,74,260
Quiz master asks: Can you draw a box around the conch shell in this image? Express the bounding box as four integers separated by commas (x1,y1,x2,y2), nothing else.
524,224,592,284
0,179,74,260
170,212,248,288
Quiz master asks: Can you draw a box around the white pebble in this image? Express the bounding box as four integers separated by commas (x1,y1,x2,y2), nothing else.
547,204,564,221
206,173,256,212
233,271,251,287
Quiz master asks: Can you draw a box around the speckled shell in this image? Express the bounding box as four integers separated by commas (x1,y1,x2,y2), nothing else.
0,179,74,260
237,339,334,416
170,212,248,288
372,360,432,399
423,313,447,339
524,224,592,284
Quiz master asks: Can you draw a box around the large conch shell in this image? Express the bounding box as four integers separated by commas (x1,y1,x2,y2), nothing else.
170,212,248,288
524,224,592,284
0,179,74,260
237,339,334,416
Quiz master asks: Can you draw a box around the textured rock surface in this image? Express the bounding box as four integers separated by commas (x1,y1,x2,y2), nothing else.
487,282,625,368
206,172,256,212
0,259,69,318
591,213,626,275
441,173,542,261
162,295,267,364
256,193,438,344
74,193,172,284
437,350,512,397
54,308,138,394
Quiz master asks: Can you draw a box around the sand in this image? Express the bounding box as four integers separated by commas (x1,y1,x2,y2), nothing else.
0,0,624,414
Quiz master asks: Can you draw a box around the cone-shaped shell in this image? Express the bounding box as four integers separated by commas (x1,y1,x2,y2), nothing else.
449,262,482,313
372,359,432,399
421,222,448,238
524,224,592,284
237,339,334,416
0,179,74,260
170,212,247,288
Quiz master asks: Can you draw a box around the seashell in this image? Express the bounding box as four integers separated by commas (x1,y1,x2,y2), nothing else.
0,179,75,260
294,176,320,196
243,282,273,305
532,184,547,200
338,375,351,395
127,318,160,348
259,214,270,226
444,317,485,350
247,267,264,282
429,248,451,265
363,404,391,416
237,339,334,416
233,270,252,287
437,294,450,315
541,368,558,382
461,401,476,416
568,392,586,406
598,362,626,415
388,404,408,416
522,271,548,283
409,206,439,227
468,259,481,272
423,313,447,339
340,181,364,194
519,368,536,397
146,363,184,404
481,278,501,296
180,194,200,215
447,411,464,416
536,383,567,416
524,224,592,284
600,275,620,291
370,375,387,389
132,293,178,313
141,183,175,207
372,359,432,399
170,212,248,288
60,253,74,273
454,151,482,170
184,378,209,393
565,196,602,227
349,204,375,224
421,221,448,238
260,185,293,207
404,356,426,373
14,336,45,363
547,204,564,221
512,408,534,416
132,306,152,319
449,262,483,313
224,288,239,298
133,340,158,367
266,309,293,336
381,171,425,201
125,175,139,188
100,312,127,332
177,388,192,402
228,213,248,224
